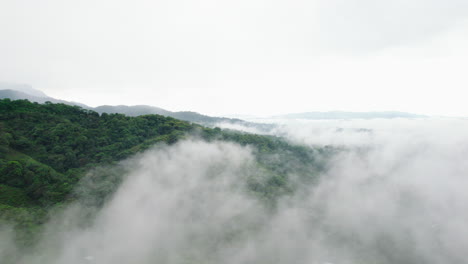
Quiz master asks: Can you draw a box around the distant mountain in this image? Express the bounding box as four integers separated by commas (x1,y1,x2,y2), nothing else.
275,111,427,120
0,82,47,97
94,105,245,125
0,83,90,108
0,84,274,132
0,89,89,108
94,105,172,117
93,105,273,131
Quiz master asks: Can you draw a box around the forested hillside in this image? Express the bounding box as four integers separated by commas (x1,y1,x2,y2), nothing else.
0,99,330,247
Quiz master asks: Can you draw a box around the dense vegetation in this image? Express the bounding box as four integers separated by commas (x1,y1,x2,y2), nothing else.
0,99,329,247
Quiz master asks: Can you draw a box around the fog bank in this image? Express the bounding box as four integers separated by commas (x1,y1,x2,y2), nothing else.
2,119,468,263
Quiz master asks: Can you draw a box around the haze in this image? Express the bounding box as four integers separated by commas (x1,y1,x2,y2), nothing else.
1,0,468,116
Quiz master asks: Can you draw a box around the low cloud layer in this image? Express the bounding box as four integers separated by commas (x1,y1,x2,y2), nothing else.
3,119,468,263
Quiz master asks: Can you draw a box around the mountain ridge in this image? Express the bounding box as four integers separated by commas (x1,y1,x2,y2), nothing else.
0,85,267,129
1,84,428,126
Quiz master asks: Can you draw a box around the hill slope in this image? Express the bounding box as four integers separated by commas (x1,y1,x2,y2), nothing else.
0,99,329,246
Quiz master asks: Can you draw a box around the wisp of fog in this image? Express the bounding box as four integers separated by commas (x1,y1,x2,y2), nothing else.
2,118,468,264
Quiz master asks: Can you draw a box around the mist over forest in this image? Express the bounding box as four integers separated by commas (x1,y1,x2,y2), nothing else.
2,98,468,264
2,0,468,262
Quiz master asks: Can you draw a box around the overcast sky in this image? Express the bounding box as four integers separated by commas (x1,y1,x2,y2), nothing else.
1,0,467,116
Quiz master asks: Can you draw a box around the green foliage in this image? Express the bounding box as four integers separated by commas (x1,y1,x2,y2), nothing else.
0,184,32,207
0,99,198,205
0,150,70,206
0,161,24,187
